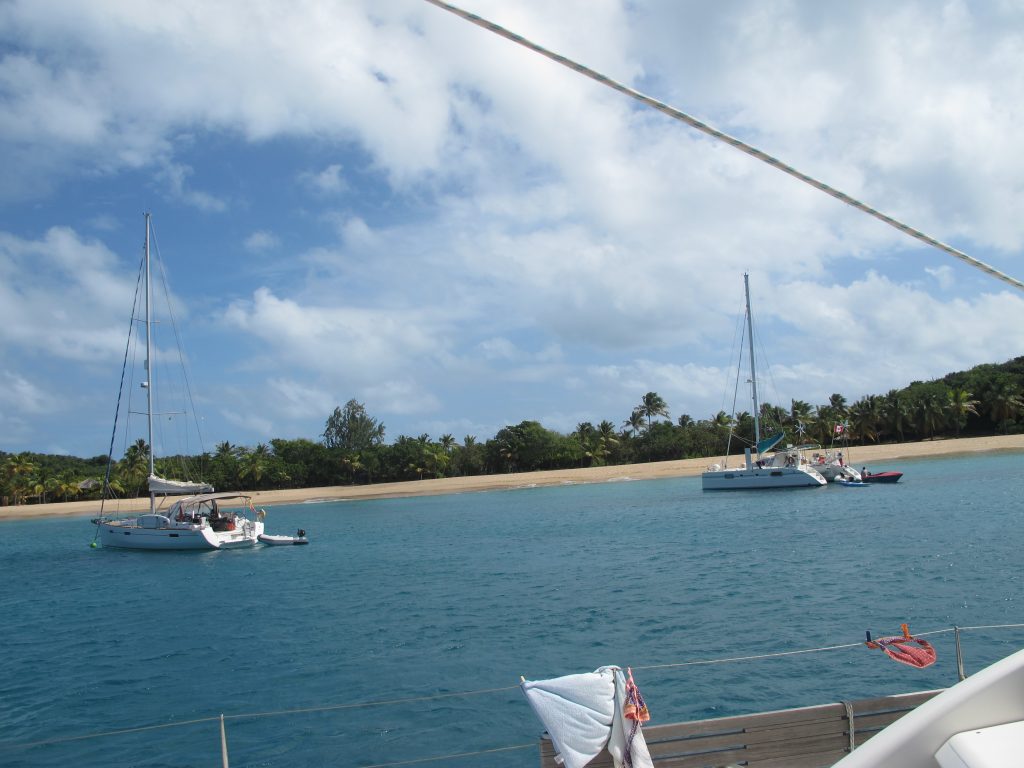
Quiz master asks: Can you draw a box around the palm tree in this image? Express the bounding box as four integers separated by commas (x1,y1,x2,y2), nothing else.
213,441,241,488
574,422,595,442
638,392,669,428
56,471,82,502
2,454,37,505
240,443,271,489
947,388,980,438
457,436,482,477
439,434,456,454
497,435,518,472
789,399,814,428
424,445,449,478
710,410,734,432
828,393,849,414
119,439,150,497
622,409,646,438
987,381,1024,433
849,395,882,444
759,402,787,436
585,437,612,466
596,420,619,443
575,420,619,467
341,453,364,484
915,393,947,440
882,390,912,443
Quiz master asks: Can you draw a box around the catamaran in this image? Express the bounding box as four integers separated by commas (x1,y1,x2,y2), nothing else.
701,274,826,490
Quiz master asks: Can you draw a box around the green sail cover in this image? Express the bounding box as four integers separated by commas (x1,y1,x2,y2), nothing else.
757,432,785,454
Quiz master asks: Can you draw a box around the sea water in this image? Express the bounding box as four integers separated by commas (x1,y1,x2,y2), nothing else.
0,452,1021,767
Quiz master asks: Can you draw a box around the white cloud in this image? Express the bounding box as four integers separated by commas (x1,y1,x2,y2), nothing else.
222,408,274,439
3,1,1024,455
0,370,53,414
267,378,334,420
300,163,347,195
371,379,441,416
222,287,449,382
158,162,227,212
477,337,519,361
244,230,280,252
925,265,955,291
0,227,136,362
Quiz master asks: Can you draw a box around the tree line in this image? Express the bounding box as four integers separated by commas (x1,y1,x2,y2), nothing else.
3,357,1022,505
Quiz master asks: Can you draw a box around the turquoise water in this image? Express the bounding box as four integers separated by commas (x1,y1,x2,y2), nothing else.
1,452,1022,767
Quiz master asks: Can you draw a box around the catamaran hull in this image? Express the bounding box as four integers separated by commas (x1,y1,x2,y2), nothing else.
702,467,827,490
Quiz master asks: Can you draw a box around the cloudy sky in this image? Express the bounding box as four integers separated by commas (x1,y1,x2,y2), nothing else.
2,0,1023,459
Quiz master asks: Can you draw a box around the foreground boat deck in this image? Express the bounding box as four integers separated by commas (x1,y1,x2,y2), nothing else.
537,689,941,768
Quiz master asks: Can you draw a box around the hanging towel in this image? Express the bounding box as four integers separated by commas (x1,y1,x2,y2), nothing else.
521,667,654,768
522,669,615,768
607,668,654,768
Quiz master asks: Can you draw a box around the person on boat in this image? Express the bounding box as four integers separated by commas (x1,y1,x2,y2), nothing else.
862,466,869,478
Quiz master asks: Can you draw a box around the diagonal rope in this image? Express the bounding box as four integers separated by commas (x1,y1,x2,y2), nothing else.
423,0,1024,292
96,246,146,531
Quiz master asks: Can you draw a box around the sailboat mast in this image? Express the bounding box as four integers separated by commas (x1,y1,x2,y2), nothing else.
144,213,155,514
744,273,761,449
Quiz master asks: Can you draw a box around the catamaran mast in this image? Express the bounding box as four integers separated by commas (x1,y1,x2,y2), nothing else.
744,272,761,450
144,213,155,514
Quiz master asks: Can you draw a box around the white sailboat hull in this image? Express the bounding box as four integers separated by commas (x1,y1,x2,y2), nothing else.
95,216,271,553
701,465,827,490
98,519,263,550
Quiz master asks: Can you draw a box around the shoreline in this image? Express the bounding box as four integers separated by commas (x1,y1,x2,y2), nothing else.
2,434,1021,522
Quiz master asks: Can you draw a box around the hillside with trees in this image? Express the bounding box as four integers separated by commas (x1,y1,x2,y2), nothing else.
3,358,1022,505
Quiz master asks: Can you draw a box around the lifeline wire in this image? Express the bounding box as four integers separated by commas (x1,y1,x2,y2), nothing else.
5,623,1022,756
423,0,1024,293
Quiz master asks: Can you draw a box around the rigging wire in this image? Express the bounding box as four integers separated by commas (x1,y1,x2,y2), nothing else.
148,220,209,481
422,0,1024,293
95,251,146,531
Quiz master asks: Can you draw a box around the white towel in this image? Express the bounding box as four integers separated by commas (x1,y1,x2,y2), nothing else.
522,669,616,768
521,667,654,768
608,668,654,768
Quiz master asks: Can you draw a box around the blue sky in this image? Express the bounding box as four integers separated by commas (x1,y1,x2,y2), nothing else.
2,0,1023,458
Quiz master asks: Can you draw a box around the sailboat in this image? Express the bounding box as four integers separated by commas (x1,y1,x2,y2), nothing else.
701,274,827,490
95,214,265,550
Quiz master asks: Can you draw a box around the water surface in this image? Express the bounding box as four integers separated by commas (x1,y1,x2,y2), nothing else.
1,452,1021,766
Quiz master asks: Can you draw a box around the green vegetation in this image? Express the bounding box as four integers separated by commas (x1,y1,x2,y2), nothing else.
3,358,1023,505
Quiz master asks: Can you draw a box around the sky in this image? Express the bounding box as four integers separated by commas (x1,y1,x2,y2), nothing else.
2,0,1023,459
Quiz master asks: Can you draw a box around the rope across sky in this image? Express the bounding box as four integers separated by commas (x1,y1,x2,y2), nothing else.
424,0,1024,293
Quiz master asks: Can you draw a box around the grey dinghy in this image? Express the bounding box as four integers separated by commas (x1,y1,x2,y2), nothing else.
258,530,309,546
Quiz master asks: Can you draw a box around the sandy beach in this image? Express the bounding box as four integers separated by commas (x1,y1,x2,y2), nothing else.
2,434,1021,522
